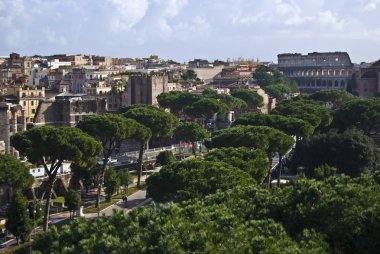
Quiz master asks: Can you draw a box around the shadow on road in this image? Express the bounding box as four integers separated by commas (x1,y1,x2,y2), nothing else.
115,198,147,209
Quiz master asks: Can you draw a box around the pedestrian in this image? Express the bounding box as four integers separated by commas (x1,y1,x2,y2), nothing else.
122,196,125,203
125,195,128,203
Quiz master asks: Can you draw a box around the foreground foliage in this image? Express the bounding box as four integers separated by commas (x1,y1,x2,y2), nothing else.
33,173,380,254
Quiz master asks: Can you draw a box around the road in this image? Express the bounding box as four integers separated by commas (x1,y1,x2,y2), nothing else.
92,188,150,217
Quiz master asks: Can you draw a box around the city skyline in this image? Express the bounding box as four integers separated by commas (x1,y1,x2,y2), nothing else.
0,0,379,63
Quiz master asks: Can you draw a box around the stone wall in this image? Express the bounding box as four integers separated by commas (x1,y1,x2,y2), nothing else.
127,74,168,105
190,66,224,82
357,61,380,98
34,98,104,127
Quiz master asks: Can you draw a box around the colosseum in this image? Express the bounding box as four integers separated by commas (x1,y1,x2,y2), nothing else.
277,52,354,93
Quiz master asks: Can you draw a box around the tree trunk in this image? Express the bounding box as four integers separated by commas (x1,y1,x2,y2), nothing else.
43,176,56,231
137,144,144,188
267,157,273,186
96,160,108,217
191,142,197,157
277,154,283,187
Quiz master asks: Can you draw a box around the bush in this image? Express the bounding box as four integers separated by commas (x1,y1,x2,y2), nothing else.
155,150,175,166
312,164,337,180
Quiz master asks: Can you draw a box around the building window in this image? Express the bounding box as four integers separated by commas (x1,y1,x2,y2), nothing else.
23,101,26,106
22,93,26,97
31,101,34,106
32,109,36,114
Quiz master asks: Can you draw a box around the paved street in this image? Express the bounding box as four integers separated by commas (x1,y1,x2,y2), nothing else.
50,172,156,221
90,188,150,217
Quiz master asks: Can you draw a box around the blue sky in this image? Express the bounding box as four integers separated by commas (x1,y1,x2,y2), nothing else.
1,0,379,63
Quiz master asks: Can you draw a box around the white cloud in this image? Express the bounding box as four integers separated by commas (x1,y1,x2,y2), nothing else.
154,0,188,18
317,10,345,30
108,0,149,31
45,28,67,45
0,0,379,62
362,0,380,11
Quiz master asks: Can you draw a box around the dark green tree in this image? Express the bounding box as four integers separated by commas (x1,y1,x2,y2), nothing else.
175,121,208,157
219,94,248,110
118,169,130,195
181,69,197,81
121,105,177,187
157,91,184,116
156,91,183,110
104,167,120,201
308,89,355,108
184,98,229,125
204,147,269,183
121,105,178,143
11,126,101,231
332,98,380,136
132,123,152,188
77,114,136,215
158,92,204,116
146,159,254,202
231,88,264,111
210,125,294,185
233,113,314,143
65,189,81,219
5,191,32,243
311,164,337,180
210,125,269,150
202,88,219,98
252,65,286,87
202,88,248,111
156,150,175,166
70,163,99,193
262,84,292,99
295,129,380,177
0,154,33,200
273,99,332,128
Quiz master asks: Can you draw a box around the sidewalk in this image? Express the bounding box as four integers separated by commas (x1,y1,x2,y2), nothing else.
50,175,151,221
85,188,151,218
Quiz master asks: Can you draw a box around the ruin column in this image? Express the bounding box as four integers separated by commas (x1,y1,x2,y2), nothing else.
21,108,27,131
0,108,11,155
11,109,19,158
11,109,17,133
